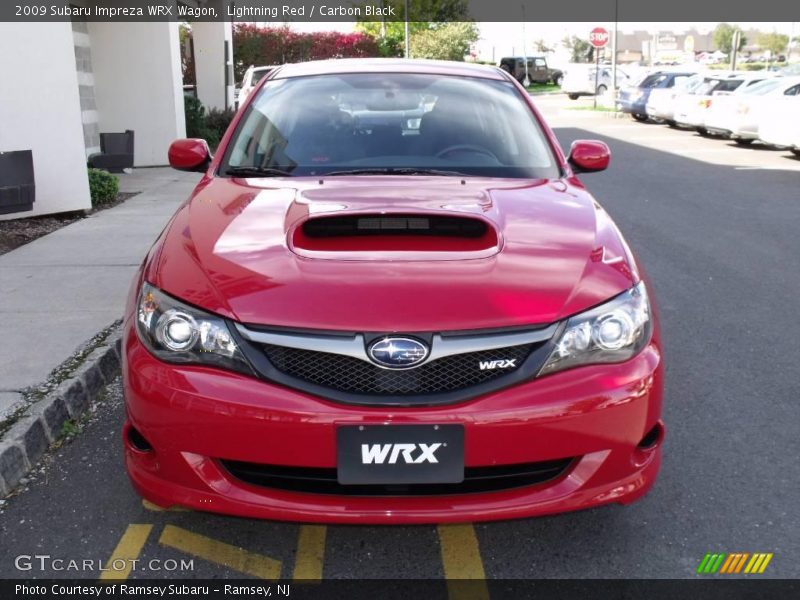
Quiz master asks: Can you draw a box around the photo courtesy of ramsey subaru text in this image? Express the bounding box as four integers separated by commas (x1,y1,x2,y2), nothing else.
123,59,663,523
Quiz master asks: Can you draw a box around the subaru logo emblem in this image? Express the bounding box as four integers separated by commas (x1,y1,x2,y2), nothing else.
368,337,429,369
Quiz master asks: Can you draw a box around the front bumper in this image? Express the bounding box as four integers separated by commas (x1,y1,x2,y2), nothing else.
122,321,664,524
645,103,673,120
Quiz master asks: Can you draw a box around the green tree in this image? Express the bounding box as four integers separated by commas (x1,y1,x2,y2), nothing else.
713,23,747,52
532,38,552,54
410,22,478,60
758,32,789,57
356,22,429,57
562,36,592,63
355,0,471,57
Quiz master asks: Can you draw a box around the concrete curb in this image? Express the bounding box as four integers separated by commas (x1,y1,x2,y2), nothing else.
0,326,122,497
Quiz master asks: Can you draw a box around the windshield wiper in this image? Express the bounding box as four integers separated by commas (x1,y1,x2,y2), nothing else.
323,167,467,177
225,166,293,177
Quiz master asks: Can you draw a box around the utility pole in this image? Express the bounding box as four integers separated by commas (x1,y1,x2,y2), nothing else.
611,0,618,95
731,29,741,71
404,0,410,58
521,4,530,87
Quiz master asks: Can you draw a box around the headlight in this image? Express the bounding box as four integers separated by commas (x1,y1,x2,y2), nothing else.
539,282,652,376
136,282,252,375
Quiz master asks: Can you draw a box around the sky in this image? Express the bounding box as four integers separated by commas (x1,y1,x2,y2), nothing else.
283,21,797,62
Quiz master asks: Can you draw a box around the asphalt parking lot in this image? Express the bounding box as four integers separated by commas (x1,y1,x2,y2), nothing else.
0,94,798,583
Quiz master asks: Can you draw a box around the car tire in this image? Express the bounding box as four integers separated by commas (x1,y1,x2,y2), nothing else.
792,148,800,157
555,75,564,87
698,128,710,137
568,94,579,100
632,113,648,122
666,120,678,128
596,84,607,96
734,138,754,146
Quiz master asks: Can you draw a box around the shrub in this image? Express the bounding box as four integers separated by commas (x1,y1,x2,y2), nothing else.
87,168,119,208
184,96,235,150
184,95,209,139
203,107,236,149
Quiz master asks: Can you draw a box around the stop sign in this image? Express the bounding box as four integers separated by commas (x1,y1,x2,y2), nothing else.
589,27,610,49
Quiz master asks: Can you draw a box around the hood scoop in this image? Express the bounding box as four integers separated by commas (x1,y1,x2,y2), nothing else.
290,213,501,261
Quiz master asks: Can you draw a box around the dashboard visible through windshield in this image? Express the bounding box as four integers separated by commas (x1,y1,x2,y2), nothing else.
221,73,560,179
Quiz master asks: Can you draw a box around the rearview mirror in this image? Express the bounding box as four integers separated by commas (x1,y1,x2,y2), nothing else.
168,139,211,172
567,140,610,173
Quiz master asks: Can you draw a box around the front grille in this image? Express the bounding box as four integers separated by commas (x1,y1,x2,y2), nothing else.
262,343,534,396
221,458,576,496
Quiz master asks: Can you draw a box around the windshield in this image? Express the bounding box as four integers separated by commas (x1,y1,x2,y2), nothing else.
639,72,667,88
694,78,740,95
738,78,782,96
221,73,559,179
681,74,706,93
714,79,745,93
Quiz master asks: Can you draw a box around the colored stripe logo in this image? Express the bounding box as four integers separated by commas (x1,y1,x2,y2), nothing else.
697,552,773,574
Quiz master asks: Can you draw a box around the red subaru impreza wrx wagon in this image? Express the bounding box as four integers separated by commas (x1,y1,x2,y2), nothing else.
122,59,664,523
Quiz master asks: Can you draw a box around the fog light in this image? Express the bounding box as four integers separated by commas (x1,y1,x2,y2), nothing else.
637,422,664,450
126,425,153,452
155,310,198,351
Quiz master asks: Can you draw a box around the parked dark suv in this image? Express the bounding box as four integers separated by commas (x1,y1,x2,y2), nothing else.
499,56,563,86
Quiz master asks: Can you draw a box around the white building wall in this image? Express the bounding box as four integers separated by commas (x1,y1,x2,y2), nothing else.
72,18,101,158
193,19,235,111
89,21,186,167
0,22,92,220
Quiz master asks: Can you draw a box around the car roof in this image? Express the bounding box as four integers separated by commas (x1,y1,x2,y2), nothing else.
272,59,507,81
775,75,800,87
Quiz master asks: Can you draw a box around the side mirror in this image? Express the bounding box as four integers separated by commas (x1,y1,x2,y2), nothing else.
568,140,610,173
168,139,211,172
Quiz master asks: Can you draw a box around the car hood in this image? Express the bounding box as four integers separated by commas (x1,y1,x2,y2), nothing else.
149,176,638,331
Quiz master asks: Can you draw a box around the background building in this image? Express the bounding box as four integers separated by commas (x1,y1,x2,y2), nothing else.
0,0,232,220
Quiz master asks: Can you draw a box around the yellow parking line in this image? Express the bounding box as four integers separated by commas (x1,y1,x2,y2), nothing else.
292,525,327,581
99,524,153,580
158,525,281,579
142,499,189,512
437,524,490,600
758,553,773,573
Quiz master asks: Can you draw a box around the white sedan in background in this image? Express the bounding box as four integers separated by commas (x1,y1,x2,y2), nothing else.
758,88,800,156
237,65,279,107
646,72,703,124
673,74,768,134
703,77,791,144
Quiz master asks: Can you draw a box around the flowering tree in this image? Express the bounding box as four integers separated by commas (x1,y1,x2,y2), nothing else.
232,25,380,82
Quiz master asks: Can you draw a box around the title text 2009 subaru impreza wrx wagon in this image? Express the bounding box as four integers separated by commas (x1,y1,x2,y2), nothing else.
122,59,664,523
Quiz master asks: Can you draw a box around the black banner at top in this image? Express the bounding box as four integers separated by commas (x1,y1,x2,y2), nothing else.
2,0,799,22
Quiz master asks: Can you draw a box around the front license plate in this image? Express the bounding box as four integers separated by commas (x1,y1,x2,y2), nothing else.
337,424,464,485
